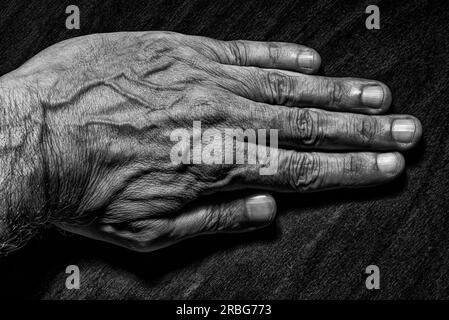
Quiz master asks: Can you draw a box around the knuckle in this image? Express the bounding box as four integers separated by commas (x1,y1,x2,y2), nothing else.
354,117,379,144
286,152,322,191
267,43,281,65
227,40,247,65
121,219,173,252
204,204,237,232
190,91,228,120
325,80,345,107
203,206,222,232
265,71,293,104
342,154,364,176
291,109,324,146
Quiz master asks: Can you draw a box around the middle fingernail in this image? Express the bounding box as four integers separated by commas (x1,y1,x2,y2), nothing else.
392,119,416,143
361,85,385,108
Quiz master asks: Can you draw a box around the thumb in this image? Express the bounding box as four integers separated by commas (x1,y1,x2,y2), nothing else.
172,193,277,239
55,193,277,253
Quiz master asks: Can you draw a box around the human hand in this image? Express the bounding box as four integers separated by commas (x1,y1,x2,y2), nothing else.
0,31,421,252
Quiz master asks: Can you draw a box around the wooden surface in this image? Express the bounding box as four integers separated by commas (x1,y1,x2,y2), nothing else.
0,0,448,299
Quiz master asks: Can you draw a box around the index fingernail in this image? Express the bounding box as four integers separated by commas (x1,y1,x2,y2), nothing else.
298,51,316,69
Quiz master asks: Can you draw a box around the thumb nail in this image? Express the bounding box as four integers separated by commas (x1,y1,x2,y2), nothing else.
245,194,276,226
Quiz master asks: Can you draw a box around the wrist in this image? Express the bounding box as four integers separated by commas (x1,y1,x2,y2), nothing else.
0,75,48,255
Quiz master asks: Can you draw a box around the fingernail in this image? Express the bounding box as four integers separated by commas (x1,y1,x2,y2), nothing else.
361,85,385,108
246,195,276,226
392,119,416,143
377,153,399,174
298,51,315,69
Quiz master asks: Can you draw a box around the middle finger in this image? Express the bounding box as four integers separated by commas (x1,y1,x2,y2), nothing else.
216,64,392,114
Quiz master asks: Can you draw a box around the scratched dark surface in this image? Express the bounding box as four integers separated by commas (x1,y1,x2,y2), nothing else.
0,0,448,299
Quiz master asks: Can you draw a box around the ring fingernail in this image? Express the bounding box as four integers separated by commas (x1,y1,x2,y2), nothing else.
361,85,384,108
392,119,415,143
377,153,399,174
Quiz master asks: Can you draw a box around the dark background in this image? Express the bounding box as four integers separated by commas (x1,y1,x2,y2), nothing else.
0,0,448,299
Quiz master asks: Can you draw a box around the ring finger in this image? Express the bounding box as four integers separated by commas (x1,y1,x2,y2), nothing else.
220,101,422,150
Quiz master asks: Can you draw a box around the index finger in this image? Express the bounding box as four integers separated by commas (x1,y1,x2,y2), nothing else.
201,38,322,74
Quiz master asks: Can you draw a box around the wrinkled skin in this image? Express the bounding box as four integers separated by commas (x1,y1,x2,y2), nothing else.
0,32,421,253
